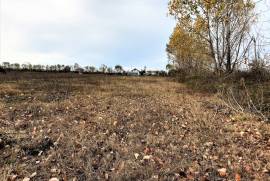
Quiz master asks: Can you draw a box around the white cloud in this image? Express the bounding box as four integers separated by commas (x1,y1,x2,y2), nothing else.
255,1,270,55
0,0,175,68
3,0,82,24
1,0,269,69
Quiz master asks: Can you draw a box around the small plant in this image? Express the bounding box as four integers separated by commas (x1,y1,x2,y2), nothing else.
220,78,269,122
248,59,270,81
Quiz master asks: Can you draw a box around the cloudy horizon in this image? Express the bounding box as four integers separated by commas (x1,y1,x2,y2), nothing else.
0,0,175,70
0,0,269,70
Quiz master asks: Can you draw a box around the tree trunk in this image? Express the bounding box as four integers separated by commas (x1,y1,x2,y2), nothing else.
226,8,232,73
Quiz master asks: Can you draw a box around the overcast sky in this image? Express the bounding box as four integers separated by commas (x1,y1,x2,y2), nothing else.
0,0,269,70
255,0,270,57
0,0,175,70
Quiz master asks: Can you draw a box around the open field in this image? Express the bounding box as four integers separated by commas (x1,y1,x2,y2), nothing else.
0,72,270,180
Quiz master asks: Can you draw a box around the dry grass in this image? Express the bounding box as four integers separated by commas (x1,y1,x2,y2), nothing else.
0,72,269,180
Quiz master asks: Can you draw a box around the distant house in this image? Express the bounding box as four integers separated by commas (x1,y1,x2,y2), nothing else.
146,70,167,76
146,70,158,76
127,68,140,76
75,68,84,74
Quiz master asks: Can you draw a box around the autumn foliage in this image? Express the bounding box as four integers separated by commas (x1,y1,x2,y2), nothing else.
167,0,256,74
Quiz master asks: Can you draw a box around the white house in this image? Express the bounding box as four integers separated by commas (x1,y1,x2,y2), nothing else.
127,68,140,76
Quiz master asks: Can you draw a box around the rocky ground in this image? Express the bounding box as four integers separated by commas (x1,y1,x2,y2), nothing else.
0,73,269,180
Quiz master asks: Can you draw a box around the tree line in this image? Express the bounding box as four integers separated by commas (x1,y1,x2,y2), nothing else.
0,62,168,76
0,62,124,73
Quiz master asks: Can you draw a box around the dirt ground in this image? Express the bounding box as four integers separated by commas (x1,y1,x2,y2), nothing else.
0,73,269,181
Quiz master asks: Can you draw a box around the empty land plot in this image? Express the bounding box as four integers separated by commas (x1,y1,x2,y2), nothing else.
0,72,269,180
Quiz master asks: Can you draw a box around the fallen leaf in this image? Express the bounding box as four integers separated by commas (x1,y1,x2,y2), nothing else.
30,172,37,178
51,168,57,173
240,131,245,137
183,145,188,149
244,165,252,173
218,168,227,177
10,175,17,181
116,161,125,173
235,173,241,181
49,178,59,181
153,157,164,166
143,155,152,160
134,153,139,159
204,142,214,147
105,173,109,180
144,147,151,154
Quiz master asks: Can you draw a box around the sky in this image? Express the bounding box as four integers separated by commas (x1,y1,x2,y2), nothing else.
0,0,175,70
0,1,269,70
255,0,270,57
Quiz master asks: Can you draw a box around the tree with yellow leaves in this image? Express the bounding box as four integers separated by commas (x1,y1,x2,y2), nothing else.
168,0,256,74
167,23,210,74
